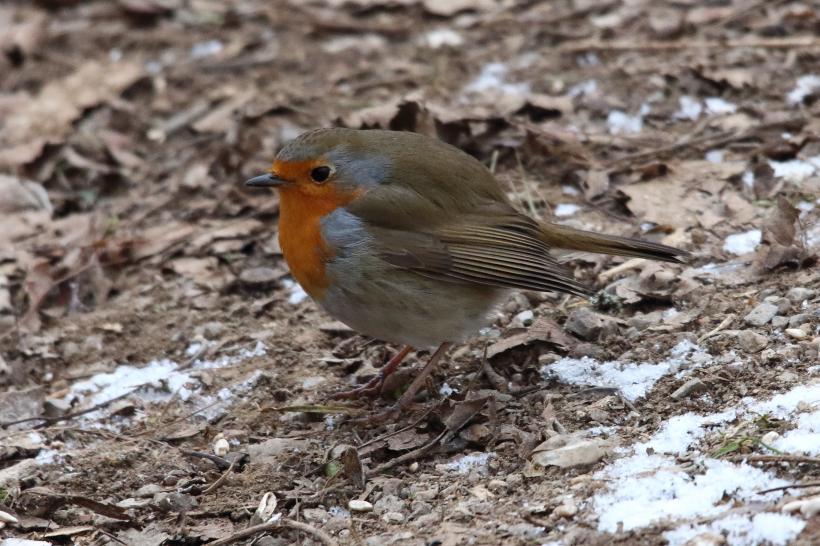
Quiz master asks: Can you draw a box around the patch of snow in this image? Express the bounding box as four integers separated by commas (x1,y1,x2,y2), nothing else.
742,169,754,188
607,111,643,134
422,28,463,48
109,48,122,62
439,382,454,396
787,75,820,104
554,204,580,217
567,79,596,98
328,506,350,518
595,458,786,533
705,150,724,163
464,63,530,96
675,96,702,120
664,513,805,546
796,201,815,212
191,40,222,59
663,308,678,319
769,159,816,183
705,97,738,115
577,52,600,67
323,34,386,54
448,452,495,473
723,230,761,255
542,341,710,401
562,185,580,196
65,341,267,418
283,279,309,304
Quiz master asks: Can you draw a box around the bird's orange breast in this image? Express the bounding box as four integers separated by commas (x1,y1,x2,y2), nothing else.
276,173,363,302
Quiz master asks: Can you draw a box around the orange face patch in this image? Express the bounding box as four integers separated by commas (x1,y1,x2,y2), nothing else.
272,158,363,302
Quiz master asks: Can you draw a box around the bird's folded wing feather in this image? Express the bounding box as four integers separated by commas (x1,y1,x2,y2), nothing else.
347,187,592,296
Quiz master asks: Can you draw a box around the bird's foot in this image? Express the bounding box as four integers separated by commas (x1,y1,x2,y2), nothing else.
328,346,414,401
342,342,453,426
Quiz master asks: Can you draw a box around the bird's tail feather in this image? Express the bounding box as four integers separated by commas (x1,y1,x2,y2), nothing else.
537,222,690,263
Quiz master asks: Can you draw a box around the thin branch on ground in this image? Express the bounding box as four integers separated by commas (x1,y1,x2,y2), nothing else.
207,517,338,546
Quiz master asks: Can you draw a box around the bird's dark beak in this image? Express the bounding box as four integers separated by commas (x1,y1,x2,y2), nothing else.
245,173,285,188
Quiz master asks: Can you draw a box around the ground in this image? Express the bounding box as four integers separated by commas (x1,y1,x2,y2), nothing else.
2,1,820,545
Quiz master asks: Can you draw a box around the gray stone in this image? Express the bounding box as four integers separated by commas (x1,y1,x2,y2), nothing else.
564,308,605,341
507,523,546,537
764,296,791,315
569,343,605,359
373,494,406,515
671,378,709,400
789,314,811,328
196,322,223,340
737,330,769,353
239,267,281,290
116,498,150,509
675,332,698,345
771,316,789,329
743,303,778,326
152,492,198,512
786,287,815,304
43,399,71,418
135,484,163,498
381,478,402,497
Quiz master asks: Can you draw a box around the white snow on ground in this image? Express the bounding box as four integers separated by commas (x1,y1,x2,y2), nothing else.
421,28,463,48
746,383,820,456
675,96,702,120
769,158,816,184
705,150,724,163
554,204,580,217
567,79,596,98
65,341,267,417
787,75,820,104
664,513,806,546
283,279,309,304
705,97,737,115
589,382,820,544
723,230,761,255
463,62,530,96
448,452,495,473
607,111,643,134
541,340,709,401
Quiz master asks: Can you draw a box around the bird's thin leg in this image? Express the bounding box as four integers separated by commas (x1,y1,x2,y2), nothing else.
329,345,414,401
347,341,453,426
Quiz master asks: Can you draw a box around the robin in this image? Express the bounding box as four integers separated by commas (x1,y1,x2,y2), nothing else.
246,128,688,422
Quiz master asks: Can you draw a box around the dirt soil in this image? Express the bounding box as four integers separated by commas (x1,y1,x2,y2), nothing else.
3,1,820,545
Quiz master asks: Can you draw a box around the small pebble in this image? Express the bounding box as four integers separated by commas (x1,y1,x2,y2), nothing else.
516,310,534,326
552,503,577,518
761,431,780,445
214,438,230,457
786,287,815,304
348,500,374,512
743,303,778,327
0,510,18,524
671,378,709,400
409,462,419,472
785,328,807,340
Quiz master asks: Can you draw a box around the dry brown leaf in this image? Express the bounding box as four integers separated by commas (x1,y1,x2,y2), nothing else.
0,175,52,214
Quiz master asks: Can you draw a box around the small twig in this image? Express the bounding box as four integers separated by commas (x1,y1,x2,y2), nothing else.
202,461,235,494
366,431,446,477
357,404,441,451
207,517,338,546
181,450,232,471
96,529,129,546
725,454,820,465
698,314,735,344
560,36,820,52
130,400,221,438
757,482,820,495
0,390,137,429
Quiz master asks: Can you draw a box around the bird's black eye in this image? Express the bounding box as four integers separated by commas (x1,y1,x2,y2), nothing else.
310,166,331,183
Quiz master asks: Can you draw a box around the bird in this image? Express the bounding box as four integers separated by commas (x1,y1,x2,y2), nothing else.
246,128,688,423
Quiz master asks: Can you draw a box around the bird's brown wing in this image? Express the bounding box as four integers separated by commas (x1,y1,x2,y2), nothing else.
362,203,593,297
